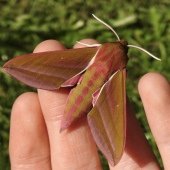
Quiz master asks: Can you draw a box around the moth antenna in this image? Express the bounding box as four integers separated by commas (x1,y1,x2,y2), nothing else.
128,44,161,61
92,14,160,61
92,14,120,41
76,41,101,47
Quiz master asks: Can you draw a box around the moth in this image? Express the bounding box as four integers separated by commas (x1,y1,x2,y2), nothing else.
2,14,160,166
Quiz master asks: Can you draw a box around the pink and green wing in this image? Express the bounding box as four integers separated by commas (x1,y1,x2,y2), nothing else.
87,69,126,166
3,47,98,90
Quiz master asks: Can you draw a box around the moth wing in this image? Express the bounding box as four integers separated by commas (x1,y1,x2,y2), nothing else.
87,69,126,166
3,47,98,90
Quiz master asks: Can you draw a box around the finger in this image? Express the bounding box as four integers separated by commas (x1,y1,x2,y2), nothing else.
36,39,102,170
9,92,51,170
138,72,170,169
110,102,159,170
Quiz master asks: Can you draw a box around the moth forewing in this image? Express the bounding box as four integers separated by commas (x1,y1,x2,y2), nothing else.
87,69,126,165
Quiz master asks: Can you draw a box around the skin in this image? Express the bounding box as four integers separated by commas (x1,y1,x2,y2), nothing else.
9,39,170,170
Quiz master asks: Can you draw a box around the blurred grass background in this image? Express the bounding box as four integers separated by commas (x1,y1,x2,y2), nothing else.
0,0,170,169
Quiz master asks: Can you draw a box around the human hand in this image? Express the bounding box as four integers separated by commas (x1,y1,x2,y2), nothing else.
9,39,170,170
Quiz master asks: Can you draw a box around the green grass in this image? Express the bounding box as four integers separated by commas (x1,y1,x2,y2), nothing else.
0,1,170,169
